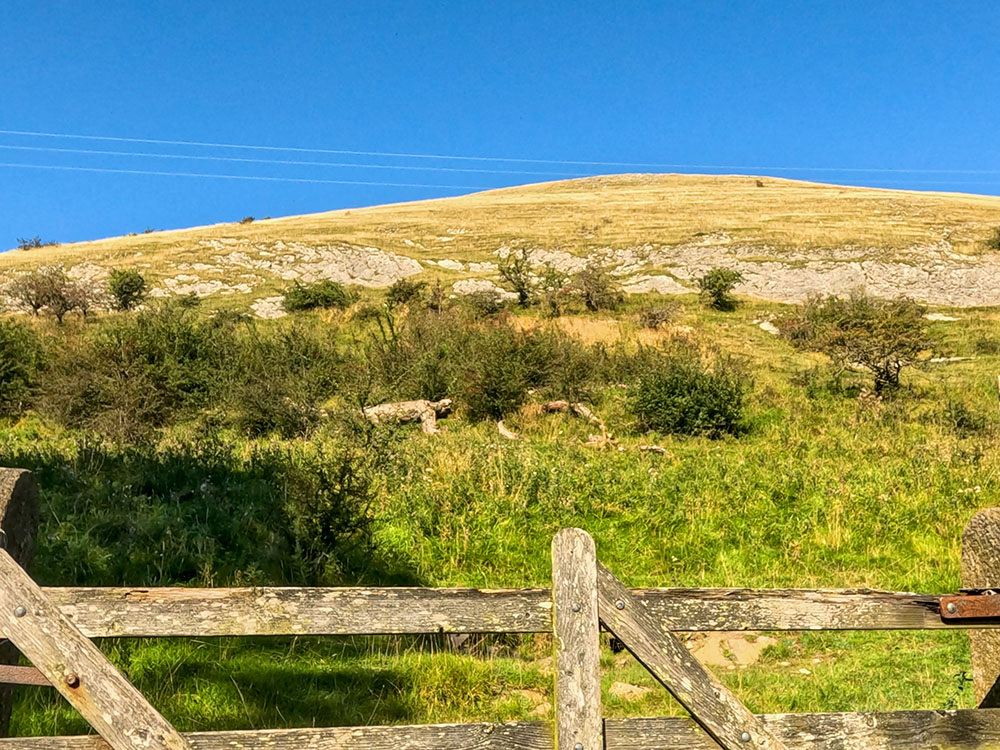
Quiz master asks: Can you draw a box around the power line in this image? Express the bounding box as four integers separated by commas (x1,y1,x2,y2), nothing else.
0,162,494,189
2,127,997,174
0,143,591,177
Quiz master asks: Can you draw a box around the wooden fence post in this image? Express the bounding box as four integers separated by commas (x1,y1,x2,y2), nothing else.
962,508,1000,706
0,469,40,737
552,528,602,750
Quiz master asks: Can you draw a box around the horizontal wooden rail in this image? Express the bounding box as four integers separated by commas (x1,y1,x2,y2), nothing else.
0,586,971,639
2,710,1000,750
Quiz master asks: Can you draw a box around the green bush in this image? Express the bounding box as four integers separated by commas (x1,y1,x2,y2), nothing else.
628,348,751,438
0,320,43,417
282,280,353,312
638,304,679,330
464,289,507,318
697,268,744,311
41,303,236,437
779,292,931,395
229,323,344,437
385,278,427,307
108,269,148,311
940,398,989,439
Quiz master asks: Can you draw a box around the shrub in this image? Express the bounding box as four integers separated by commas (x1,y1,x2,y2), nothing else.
15,236,55,251
697,268,744,311
108,269,148,311
239,216,255,224
940,398,988,439
498,247,536,306
385,278,427,307
985,227,1000,252
229,323,344,438
41,303,237,437
639,304,679,330
628,348,751,438
572,265,624,312
464,288,507,318
779,292,932,395
282,280,353,312
0,320,43,417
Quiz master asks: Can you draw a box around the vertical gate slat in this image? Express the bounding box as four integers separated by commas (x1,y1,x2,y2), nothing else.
552,528,602,750
962,508,1000,706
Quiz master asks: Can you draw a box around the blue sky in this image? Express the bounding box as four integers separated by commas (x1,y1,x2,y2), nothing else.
1,1,998,248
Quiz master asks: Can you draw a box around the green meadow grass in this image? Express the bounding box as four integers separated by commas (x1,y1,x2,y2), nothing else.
2,297,998,734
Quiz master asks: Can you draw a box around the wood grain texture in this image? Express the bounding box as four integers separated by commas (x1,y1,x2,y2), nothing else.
0,468,40,737
962,508,1000,706
5,711,1000,750
0,586,964,639
552,529,601,750
597,562,789,750
0,549,190,750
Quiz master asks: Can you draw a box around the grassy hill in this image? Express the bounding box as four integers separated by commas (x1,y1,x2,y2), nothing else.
4,174,1000,308
2,176,1000,735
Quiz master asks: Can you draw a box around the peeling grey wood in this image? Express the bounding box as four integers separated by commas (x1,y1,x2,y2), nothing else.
962,507,1000,706
597,562,789,750
0,586,970,640
0,468,40,737
10,587,554,638
5,711,1000,750
552,529,601,750
0,549,191,750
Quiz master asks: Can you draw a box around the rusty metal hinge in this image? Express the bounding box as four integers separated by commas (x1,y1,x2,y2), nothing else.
941,590,1000,621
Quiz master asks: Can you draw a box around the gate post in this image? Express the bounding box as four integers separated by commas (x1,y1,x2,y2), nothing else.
552,528,602,750
0,469,40,736
962,508,1000,706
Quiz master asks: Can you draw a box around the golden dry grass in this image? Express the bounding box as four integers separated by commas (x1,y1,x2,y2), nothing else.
3,175,999,279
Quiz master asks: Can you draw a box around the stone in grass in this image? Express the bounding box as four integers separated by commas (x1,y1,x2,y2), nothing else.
609,681,653,701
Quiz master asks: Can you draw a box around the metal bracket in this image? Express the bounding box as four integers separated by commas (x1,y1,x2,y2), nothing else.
941,591,1000,621
0,664,50,686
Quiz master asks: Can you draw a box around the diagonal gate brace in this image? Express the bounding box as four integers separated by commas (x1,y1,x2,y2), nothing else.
0,548,191,750
596,560,791,750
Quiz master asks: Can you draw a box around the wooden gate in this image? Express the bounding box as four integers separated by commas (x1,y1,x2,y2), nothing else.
1,472,1000,748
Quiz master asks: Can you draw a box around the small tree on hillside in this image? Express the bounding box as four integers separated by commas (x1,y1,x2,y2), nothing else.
779,291,932,394
7,266,95,323
498,247,536,306
697,267,744,311
108,269,148,311
7,272,50,315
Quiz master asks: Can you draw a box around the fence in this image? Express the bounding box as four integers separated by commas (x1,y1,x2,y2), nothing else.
1,467,1000,749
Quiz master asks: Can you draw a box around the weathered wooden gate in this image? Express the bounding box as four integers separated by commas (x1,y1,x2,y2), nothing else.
1,468,1000,749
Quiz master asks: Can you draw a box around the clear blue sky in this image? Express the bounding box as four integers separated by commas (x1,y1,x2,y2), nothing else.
1,1,998,249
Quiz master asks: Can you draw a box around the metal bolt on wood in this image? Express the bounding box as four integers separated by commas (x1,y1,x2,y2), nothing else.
12,607,24,618
64,673,80,689
572,603,581,612
615,599,625,610
741,732,752,742
574,744,584,750
947,602,958,614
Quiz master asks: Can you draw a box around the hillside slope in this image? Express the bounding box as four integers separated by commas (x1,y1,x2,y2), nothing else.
3,174,1000,312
